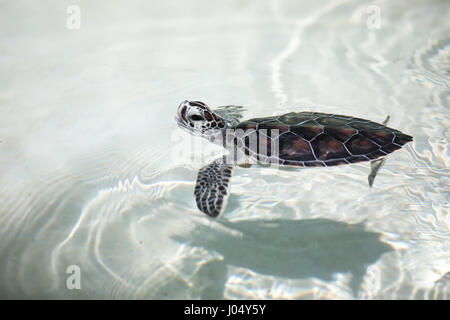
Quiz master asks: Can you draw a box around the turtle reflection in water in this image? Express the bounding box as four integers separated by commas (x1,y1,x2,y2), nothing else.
175,100,413,217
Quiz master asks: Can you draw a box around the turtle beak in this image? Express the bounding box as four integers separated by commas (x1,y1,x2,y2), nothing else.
176,100,189,124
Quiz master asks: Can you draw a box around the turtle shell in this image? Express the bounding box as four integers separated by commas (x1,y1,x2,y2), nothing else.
233,111,413,167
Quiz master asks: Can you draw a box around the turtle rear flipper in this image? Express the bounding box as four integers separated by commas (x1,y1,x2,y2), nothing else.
194,158,234,217
368,158,385,187
368,115,390,187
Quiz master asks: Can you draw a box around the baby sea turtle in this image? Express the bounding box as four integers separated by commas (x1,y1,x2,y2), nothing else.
175,100,413,218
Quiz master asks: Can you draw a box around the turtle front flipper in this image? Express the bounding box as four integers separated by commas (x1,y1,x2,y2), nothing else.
194,158,234,217
213,105,246,127
368,115,390,187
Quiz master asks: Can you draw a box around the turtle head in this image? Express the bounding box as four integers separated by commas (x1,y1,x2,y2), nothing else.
175,100,226,138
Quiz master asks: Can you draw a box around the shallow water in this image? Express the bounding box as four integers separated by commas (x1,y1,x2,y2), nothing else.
0,0,449,299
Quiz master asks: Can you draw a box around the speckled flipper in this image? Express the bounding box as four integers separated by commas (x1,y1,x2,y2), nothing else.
368,115,390,187
213,105,246,127
194,159,234,217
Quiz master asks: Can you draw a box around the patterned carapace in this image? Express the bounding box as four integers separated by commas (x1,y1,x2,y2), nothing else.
234,112,413,167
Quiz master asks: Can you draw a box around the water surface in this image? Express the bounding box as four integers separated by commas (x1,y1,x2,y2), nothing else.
0,0,449,299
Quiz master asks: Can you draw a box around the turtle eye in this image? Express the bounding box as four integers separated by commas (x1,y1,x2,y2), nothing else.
189,114,204,121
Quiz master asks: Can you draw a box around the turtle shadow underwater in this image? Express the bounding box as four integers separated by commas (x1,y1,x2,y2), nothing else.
171,218,393,298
